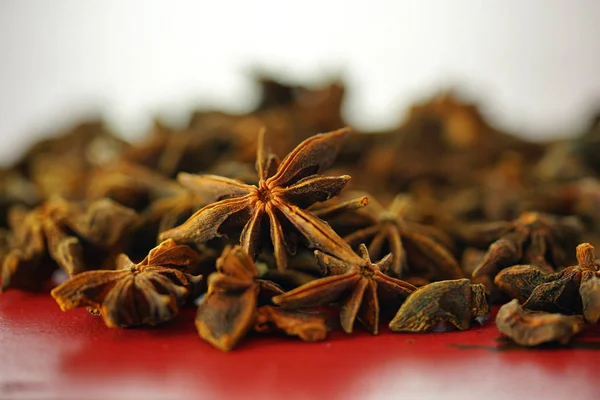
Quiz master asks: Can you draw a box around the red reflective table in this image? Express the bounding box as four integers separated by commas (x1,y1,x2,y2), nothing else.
1,290,599,400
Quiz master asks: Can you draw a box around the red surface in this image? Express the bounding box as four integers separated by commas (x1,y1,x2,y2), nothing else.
1,291,599,400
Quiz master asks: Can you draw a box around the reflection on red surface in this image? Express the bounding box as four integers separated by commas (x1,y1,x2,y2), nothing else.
1,291,599,399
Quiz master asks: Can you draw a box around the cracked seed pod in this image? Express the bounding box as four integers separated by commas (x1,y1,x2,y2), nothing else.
496,299,584,346
196,246,283,351
389,278,490,332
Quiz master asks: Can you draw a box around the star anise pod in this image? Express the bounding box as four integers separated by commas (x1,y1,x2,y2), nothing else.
51,239,202,328
195,245,283,351
86,161,182,211
272,244,416,334
495,243,600,323
1,198,138,292
18,120,128,200
160,128,353,271
496,299,585,346
326,193,462,282
460,211,583,279
389,279,489,332
254,306,328,342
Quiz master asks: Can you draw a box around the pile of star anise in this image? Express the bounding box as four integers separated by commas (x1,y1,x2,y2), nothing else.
2,77,599,350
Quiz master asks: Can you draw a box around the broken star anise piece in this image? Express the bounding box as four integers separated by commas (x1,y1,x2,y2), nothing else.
51,239,202,328
1,198,138,292
160,128,353,271
496,299,584,346
460,211,583,279
196,245,283,351
495,243,600,323
328,193,462,281
389,279,490,332
254,306,328,342
272,244,416,335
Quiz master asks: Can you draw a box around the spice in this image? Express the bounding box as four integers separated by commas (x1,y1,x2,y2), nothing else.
51,239,202,328
254,306,328,342
273,244,416,334
389,279,489,332
460,211,583,279
495,243,600,323
328,193,462,281
496,299,584,346
1,198,138,291
196,245,283,351
160,128,353,271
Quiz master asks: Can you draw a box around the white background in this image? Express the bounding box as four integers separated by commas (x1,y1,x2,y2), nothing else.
1,0,599,164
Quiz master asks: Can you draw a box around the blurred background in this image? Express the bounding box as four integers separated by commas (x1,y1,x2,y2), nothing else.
1,0,599,164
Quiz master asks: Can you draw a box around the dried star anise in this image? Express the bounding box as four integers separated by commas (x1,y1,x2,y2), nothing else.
254,306,328,342
389,279,489,332
195,245,283,351
86,161,182,211
1,198,138,291
495,243,600,323
460,211,583,279
51,239,202,328
272,244,416,334
326,193,462,282
160,128,353,271
496,299,584,346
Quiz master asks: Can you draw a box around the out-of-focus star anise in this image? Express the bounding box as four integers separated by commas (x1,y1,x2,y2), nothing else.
51,239,202,328
272,244,416,334
254,305,328,342
195,245,283,351
495,243,600,323
1,198,138,292
460,211,583,279
18,120,128,200
86,161,182,211
496,299,584,346
325,193,462,282
160,128,353,271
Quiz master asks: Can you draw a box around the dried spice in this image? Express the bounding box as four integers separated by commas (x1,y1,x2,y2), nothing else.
496,299,584,346
160,128,354,271
273,244,416,334
460,211,583,279
196,246,283,351
327,193,462,281
1,198,138,291
19,120,128,200
495,243,600,323
51,239,202,328
389,278,489,332
86,161,183,211
5,72,600,353
254,306,328,342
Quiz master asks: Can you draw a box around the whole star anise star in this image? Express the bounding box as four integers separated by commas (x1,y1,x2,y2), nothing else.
327,193,462,281
2,198,138,292
272,245,416,334
196,245,283,351
460,211,583,279
160,128,352,271
495,243,600,323
51,239,202,328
